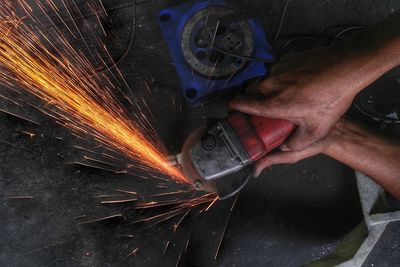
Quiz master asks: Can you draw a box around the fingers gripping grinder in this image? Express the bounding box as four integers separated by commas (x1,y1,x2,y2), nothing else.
174,113,296,199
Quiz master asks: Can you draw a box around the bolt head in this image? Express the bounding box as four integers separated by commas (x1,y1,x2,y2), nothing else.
194,180,203,189
201,134,216,151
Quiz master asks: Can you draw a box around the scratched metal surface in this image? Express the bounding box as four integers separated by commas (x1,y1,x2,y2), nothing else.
0,0,399,266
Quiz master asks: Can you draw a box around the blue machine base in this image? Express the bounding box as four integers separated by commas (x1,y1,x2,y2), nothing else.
158,0,274,107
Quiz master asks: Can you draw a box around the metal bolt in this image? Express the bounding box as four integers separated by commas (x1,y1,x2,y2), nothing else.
196,34,209,48
194,180,203,190
201,134,216,151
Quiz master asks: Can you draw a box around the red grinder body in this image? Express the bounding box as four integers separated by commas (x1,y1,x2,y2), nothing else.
227,112,296,162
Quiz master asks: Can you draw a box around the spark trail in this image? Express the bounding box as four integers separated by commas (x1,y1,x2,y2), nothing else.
0,0,188,183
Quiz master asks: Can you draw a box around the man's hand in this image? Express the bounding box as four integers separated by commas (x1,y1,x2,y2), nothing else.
250,119,358,178
231,47,359,152
252,137,330,177
230,22,400,176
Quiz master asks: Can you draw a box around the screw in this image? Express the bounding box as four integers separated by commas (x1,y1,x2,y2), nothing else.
194,180,203,190
201,134,216,151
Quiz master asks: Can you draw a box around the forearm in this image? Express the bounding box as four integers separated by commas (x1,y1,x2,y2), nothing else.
326,11,400,97
336,9,400,64
324,120,400,199
355,9,400,58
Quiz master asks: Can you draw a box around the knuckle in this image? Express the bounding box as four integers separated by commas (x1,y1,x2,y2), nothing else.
263,77,275,84
309,127,328,140
289,144,305,152
260,79,275,91
268,97,285,107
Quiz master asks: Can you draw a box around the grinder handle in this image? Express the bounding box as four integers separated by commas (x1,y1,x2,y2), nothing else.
227,112,296,162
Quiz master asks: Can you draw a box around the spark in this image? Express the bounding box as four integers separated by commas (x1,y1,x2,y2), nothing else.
66,161,127,174
0,1,223,261
147,190,193,198
79,214,124,225
87,1,107,37
0,107,39,125
163,240,170,255
125,247,139,258
16,129,36,138
85,190,218,230
175,251,183,267
94,194,126,198
115,189,137,195
83,155,121,167
100,198,137,204
214,193,240,260
173,210,190,233
0,139,13,146
274,0,291,42
0,0,189,184
205,195,219,212
22,237,75,256
184,232,191,253
119,234,134,238
7,195,34,199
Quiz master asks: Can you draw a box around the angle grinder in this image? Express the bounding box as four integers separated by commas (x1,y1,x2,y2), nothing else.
170,112,296,199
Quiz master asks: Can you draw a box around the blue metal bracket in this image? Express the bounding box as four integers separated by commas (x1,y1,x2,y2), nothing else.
159,0,274,107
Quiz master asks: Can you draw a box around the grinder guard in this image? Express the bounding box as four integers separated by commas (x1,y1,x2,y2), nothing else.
179,126,251,199
178,113,295,199
189,120,252,181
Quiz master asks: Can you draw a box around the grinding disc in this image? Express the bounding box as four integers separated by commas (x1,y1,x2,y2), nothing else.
179,127,217,193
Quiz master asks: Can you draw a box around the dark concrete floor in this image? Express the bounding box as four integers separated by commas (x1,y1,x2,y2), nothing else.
0,0,399,266
363,222,400,267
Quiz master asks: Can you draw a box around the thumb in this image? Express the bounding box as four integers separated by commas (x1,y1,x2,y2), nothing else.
253,144,323,177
